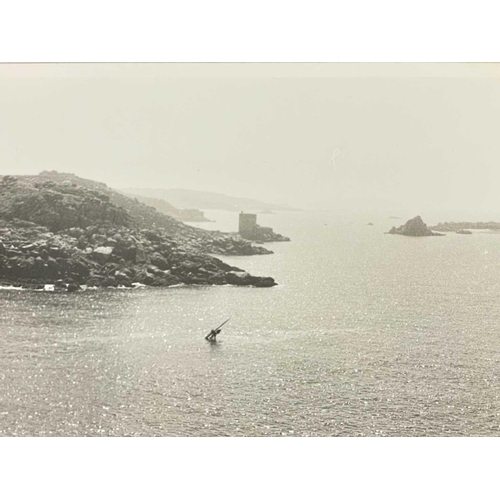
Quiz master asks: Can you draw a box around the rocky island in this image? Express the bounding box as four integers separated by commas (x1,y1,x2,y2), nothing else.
0,172,278,290
387,216,445,237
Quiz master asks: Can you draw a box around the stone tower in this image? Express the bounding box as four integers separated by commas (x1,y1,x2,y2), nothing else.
238,212,257,238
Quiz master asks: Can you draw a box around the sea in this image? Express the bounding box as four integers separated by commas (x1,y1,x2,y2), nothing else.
1,209,500,437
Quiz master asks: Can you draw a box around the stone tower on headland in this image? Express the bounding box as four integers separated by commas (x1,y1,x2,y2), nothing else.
238,212,258,238
238,212,290,243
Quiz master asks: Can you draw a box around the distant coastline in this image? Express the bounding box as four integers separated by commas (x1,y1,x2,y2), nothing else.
122,187,299,213
429,221,500,232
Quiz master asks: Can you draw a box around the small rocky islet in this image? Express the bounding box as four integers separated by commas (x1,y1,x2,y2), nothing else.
387,215,500,236
387,215,445,237
0,172,279,291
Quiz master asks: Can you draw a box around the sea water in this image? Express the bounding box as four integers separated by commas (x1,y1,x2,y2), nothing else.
1,210,500,436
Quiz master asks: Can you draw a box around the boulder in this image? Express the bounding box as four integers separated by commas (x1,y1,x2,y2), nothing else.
135,245,147,263
150,252,169,270
114,270,130,280
90,246,114,264
48,246,61,257
225,271,276,287
21,243,36,251
254,277,276,288
101,277,118,287
207,272,227,285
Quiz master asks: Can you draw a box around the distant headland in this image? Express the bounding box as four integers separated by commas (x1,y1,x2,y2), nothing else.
122,187,299,213
118,190,211,223
429,221,500,232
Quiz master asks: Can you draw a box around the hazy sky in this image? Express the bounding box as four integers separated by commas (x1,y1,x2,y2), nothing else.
0,63,499,213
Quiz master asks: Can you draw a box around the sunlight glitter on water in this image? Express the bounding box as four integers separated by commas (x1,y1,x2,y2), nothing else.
2,211,500,436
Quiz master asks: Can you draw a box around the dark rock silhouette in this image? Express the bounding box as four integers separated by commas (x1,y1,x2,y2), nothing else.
387,216,445,237
0,172,272,256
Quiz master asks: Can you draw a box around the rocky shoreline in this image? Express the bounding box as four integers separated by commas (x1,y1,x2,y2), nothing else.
0,172,273,257
0,173,278,290
241,230,290,244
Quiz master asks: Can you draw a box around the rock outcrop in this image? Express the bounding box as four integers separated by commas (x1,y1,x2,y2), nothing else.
0,173,278,290
387,216,445,237
0,173,272,256
0,175,130,232
241,228,290,244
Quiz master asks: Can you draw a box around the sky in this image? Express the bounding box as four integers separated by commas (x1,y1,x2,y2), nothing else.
0,63,499,214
